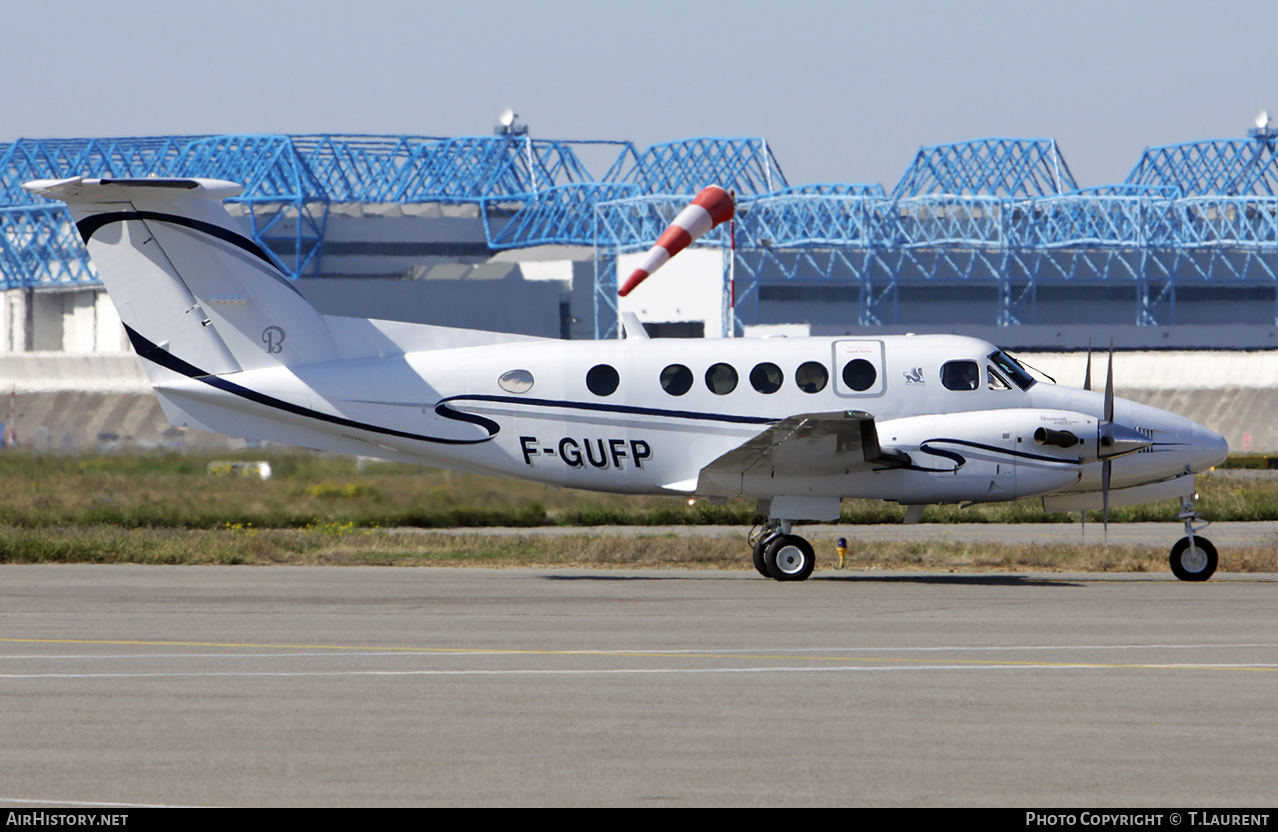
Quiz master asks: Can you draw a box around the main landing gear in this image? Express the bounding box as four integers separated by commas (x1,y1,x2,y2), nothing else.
749,521,815,582
1170,494,1217,582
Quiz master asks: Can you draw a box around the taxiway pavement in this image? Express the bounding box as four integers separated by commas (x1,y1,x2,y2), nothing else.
0,564,1274,807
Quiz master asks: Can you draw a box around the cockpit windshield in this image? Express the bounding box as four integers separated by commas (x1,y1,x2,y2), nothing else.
988,350,1037,390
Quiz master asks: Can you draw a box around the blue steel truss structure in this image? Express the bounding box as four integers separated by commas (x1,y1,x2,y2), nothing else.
2,132,1275,338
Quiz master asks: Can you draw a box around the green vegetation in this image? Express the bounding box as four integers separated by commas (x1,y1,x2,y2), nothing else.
0,451,1273,571
0,449,1272,530
1219,454,1278,470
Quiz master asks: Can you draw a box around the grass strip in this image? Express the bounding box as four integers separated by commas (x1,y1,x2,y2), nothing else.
1,449,1275,529
1,525,1275,573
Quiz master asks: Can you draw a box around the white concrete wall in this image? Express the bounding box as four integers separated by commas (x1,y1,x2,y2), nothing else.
64,291,96,353
0,288,127,354
0,353,149,392
30,292,63,352
1019,351,1278,391
95,291,125,352
617,248,727,338
0,290,14,352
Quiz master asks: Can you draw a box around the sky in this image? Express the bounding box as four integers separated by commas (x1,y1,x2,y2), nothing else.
4,0,1276,189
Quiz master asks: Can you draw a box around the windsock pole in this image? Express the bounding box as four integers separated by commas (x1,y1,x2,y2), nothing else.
618,185,735,298
727,190,736,338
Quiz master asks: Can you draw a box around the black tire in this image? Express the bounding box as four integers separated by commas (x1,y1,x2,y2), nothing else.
1169,536,1217,582
752,536,770,577
764,535,816,582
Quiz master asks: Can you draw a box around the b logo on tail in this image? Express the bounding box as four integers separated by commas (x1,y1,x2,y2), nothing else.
262,326,286,353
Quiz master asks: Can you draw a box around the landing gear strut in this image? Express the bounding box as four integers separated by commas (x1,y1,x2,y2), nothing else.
1170,494,1217,582
749,521,816,582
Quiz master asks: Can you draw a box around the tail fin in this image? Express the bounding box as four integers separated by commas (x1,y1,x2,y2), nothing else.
24,177,336,376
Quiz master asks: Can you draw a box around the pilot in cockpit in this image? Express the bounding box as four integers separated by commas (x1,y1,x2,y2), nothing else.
942,360,980,391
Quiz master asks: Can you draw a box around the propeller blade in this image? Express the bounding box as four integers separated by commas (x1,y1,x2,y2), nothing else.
1102,458,1111,544
1083,339,1093,391
1104,338,1114,424
1080,337,1093,540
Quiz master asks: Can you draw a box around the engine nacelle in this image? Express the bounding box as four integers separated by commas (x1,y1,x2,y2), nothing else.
869,408,1096,504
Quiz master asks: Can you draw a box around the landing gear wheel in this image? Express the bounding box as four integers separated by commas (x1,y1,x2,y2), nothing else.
751,536,770,577
764,535,815,582
1170,536,1217,582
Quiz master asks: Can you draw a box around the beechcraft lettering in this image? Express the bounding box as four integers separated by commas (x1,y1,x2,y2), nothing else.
520,436,652,469
27,176,1229,582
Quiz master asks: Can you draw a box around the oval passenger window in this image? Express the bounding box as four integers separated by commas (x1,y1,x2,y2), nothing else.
750,362,783,394
705,363,738,395
498,369,534,394
586,364,620,396
795,361,828,394
660,364,693,396
841,358,877,392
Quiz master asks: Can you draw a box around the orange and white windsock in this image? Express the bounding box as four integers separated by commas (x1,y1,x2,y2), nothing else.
618,185,734,297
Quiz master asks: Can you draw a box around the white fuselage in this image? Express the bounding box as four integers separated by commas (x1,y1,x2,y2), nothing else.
148,331,1227,506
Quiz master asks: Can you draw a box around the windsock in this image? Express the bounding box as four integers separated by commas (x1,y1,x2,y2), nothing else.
618,185,734,297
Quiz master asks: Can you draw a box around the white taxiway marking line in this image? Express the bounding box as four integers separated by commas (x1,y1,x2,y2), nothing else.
1,643,1276,661
0,664,1276,679
560,643,1278,654
0,796,202,808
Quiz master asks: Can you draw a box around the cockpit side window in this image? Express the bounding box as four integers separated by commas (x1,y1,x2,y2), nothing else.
941,360,980,391
987,366,1011,391
987,350,1036,390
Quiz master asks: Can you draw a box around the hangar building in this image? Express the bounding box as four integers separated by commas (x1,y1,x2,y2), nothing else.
1,130,1276,450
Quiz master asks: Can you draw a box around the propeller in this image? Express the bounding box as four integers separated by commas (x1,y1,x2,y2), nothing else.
1078,340,1096,536
1102,457,1112,541
1102,343,1112,539
1093,340,1156,540
1078,340,1094,535
1080,339,1092,534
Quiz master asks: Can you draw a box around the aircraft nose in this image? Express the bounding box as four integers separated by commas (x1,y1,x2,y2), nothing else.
1189,422,1229,472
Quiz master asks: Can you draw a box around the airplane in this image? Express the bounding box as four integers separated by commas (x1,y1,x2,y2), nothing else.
25,176,1229,582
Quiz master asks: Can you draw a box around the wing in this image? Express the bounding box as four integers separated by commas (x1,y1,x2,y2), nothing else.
696,410,907,495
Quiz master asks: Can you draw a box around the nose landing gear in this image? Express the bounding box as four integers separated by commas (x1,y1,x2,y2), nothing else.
1170,494,1217,581
749,521,816,582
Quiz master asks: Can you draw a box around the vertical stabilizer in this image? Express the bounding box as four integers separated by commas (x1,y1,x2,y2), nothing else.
24,177,337,376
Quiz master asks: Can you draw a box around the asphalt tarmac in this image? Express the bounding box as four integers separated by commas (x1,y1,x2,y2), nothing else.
0,564,1275,807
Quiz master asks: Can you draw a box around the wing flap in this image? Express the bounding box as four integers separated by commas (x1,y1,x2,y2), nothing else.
697,410,902,495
